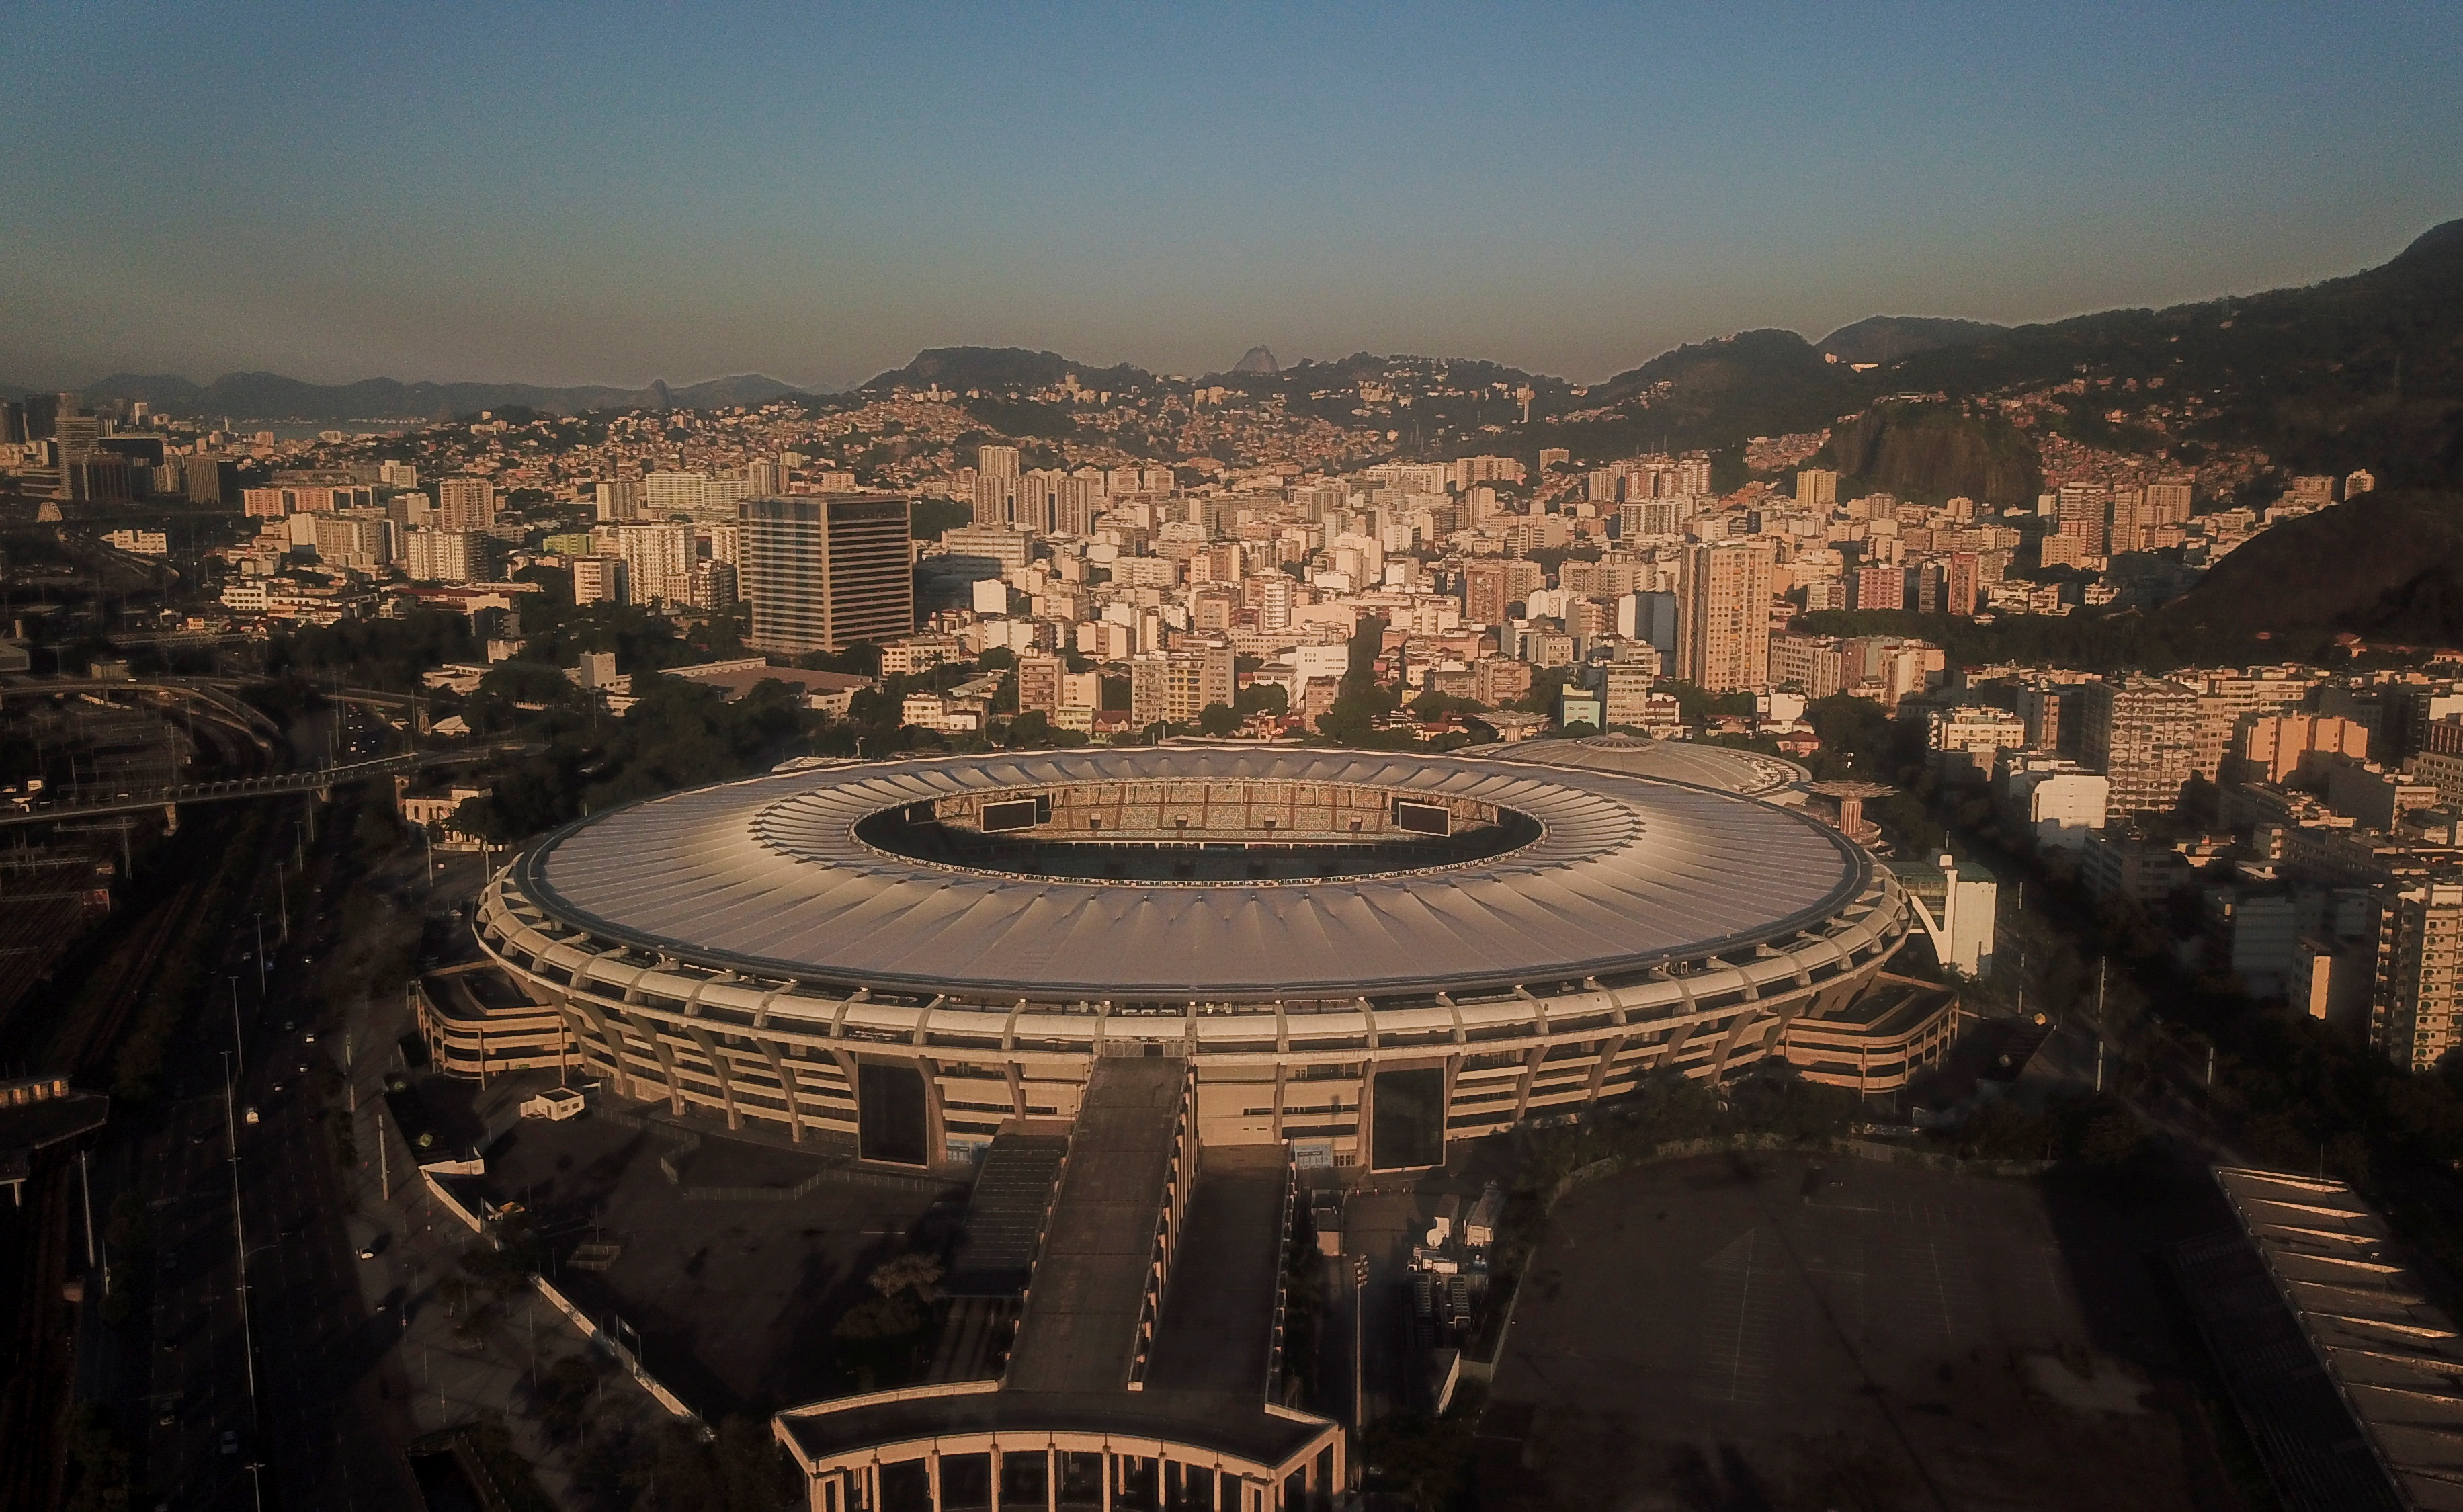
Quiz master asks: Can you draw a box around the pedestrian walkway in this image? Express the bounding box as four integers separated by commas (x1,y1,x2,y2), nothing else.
340,885,676,1505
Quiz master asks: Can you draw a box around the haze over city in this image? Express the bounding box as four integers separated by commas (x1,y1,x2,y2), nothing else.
13,7,2463,1512
6,3,2462,391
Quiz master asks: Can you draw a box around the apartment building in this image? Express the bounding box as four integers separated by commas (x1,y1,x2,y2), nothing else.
2373,882,2463,1073
2081,677,2200,818
1677,539,1773,693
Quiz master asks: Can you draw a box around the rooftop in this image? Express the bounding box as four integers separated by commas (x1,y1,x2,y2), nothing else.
2185,1167,2463,1512
507,746,1867,1001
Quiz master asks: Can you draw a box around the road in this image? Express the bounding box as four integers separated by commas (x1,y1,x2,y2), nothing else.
67,782,430,1510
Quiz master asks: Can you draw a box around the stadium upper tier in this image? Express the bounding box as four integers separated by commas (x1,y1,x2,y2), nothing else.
494,746,1868,1003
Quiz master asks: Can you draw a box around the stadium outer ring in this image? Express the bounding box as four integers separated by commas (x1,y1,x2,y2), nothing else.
462,747,1923,1163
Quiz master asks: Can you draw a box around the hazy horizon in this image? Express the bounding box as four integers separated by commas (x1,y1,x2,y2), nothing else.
7,4,2460,393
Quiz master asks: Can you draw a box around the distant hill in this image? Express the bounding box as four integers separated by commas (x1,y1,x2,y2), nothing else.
1546,329,1863,457
1231,345,1280,375
1817,316,2005,366
66,370,810,420
1880,218,2463,487
1818,401,2042,506
2157,488,2463,644
863,347,1152,394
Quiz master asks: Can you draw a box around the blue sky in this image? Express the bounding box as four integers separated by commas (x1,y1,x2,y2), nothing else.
5,3,2460,390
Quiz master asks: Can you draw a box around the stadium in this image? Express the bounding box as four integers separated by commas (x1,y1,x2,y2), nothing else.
440,741,1954,1174
424,740,1958,1510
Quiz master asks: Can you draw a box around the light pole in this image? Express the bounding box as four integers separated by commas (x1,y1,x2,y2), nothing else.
254,913,267,997
228,975,244,1077
1351,1252,1368,1443
221,1052,260,1407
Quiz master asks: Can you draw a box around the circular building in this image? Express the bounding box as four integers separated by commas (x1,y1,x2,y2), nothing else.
449,745,1949,1173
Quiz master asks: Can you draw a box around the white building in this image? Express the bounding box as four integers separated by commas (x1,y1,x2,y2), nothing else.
1999,761,2110,851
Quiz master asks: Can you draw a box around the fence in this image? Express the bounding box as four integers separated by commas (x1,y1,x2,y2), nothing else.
534,1273,700,1425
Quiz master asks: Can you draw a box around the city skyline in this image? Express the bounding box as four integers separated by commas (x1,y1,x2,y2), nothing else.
5,5,2461,392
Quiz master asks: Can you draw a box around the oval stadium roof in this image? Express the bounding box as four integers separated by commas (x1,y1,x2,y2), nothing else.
509,747,1863,1001
1484,732,1809,798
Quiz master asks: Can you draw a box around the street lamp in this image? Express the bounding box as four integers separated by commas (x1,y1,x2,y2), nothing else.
220,1052,261,1411
1352,1252,1369,1441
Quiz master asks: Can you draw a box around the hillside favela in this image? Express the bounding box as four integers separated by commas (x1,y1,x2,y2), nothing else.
4,9,2463,1512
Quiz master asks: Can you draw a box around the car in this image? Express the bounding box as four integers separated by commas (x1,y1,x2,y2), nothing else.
269,1080,286,1094
242,1107,259,1125
281,1020,295,1032
303,1032,317,1044
157,1407,175,1427
218,1430,237,1455
358,1245,378,1260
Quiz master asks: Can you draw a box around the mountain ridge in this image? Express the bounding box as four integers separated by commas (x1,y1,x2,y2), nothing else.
5,370,817,420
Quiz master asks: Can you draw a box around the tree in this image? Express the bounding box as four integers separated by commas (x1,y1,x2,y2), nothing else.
1235,682,1289,718
1363,1412,1472,1512
1196,702,1241,736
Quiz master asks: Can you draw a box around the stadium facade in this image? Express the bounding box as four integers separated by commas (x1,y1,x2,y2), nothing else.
433,743,1952,1173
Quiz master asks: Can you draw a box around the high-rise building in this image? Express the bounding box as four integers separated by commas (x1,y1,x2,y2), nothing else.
1015,469,1067,534
603,523,694,605
184,454,239,506
2145,478,2195,524
378,460,419,489
595,478,644,521
2080,677,2200,818
1462,558,1544,626
1770,632,1847,698
1795,468,1840,507
1616,590,1679,654
2054,484,2109,556
2373,881,2463,1073
644,472,754,518
572,556,629,607
1128,645,1235,728
687,560,739,611
1849,562,1905,612
437,477,497,531
1944,552,1980,616
1677,540,1774,693
404,529,482,583
741,495,914,655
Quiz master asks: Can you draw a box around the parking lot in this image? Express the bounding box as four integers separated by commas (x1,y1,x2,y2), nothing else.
1480,1152,2257,1511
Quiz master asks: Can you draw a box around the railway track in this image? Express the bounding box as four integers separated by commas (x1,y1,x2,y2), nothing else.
46,871,205,1078
0,803,238,1511
0,1159,77,1509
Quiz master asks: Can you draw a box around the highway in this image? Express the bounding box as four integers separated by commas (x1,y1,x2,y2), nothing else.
0,745,521,827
